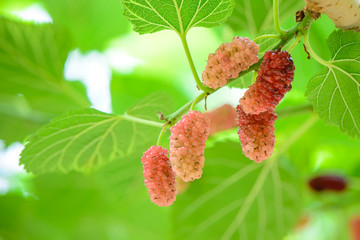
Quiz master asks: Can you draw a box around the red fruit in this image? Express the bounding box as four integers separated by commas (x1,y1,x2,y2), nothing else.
202,37,259,89
236,105,277,162
240,50,295,114
205,104,237,135
141,146,177,206
350,217,360,240
170,111,210,182
308,175,347,192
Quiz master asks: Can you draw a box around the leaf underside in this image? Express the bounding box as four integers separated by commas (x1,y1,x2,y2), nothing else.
173,142,302,240
122,0,235,35
306,30,360,138
20,93,173,174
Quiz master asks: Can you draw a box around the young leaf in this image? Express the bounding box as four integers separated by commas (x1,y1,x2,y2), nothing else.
173,141,302,240
306,30,360,138
20,93,172,174
121,0,235,35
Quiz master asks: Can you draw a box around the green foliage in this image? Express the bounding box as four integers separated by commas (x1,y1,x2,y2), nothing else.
20,93,172,174
122,0,235,35
227,0,302,35
173,141,302,240
1,0,360,239
0,16,90,145
227,71,254,89
40,0,130,51
306,30,360,138
110,72,185,114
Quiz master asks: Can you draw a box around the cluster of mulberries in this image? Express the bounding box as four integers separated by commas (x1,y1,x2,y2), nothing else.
202,37,259,89
236,105,277,162
205,104,237,135
240,50,295,114
170,111,210,182
237,50,294,162
141,146,177,207
141,45,295,207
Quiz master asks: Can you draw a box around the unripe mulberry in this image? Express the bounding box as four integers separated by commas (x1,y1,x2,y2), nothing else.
141,146,177,206
236,105,277,162
202,37,259,89
240,50,295,114
170,111,210,182
205,104,237,135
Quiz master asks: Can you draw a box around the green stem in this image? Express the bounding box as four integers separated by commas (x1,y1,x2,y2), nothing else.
190,92,207,110
122,114,164,128
273,0,285,35
156,125,169,145
303,29,331,67
286,31,303,53
179,34,214,93
166,92,207,122
253,34,281,42
252,71,257,84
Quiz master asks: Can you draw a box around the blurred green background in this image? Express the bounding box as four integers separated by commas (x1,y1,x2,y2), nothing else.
0,0,360,239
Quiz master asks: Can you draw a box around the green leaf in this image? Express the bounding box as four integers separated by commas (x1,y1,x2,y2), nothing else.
173,141,302,240
0,17,90,145
121,0,235,35
110,72,188,114
0,95,49,145
19,93,172,174
227,0,302,35
40,0,130,51
227,71,254,89
306,30,360,138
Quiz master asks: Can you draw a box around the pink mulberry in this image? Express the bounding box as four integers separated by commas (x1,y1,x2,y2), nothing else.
240,50,295,114
236,105,277,162
141,146,177,206
202,36,259,89
205,104,237,135
170,111,210,182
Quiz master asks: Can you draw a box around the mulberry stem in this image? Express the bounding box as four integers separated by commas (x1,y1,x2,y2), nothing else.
303,29,331,67
156,125,169,146
179,34,214,93
273,0,285,35
286,32,303,53
253,34,281,42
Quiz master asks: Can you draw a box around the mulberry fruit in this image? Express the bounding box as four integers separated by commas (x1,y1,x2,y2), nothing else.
308,175,347,192
350,217,360,240
240,50,295,114
170,111,210,182
141,146,177,206
202,37,259,89
236,105,277,162
205,104,237,135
